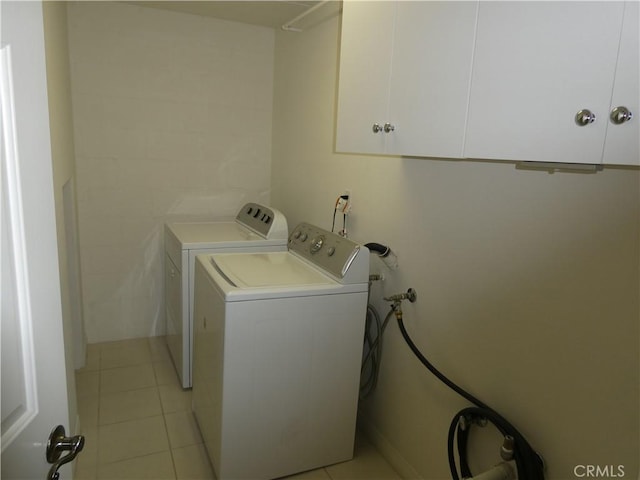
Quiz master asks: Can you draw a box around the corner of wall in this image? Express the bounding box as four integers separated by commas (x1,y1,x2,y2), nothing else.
357,410,422,480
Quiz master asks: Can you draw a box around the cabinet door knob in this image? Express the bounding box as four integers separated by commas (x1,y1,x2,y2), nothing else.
383,122,395,133
610,106,633,124
575,109,596,126
372,123,383,133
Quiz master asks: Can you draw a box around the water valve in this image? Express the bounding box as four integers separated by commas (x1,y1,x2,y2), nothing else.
384,288,417,304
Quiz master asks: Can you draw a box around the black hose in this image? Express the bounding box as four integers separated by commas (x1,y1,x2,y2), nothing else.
364,242,391,258
396,313,545,480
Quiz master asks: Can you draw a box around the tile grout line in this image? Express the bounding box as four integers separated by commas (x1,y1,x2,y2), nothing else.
150,338,180,479
86,338,210,478
161,401,180,479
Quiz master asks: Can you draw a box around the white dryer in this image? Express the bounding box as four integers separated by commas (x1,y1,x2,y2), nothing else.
164,203,287,388
192,223,370,480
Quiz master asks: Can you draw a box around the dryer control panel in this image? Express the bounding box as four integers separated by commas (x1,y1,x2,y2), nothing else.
289,223,369,284
235,203,288,239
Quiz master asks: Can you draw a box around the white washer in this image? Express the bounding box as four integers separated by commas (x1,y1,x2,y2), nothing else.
192,223,370,480
164,203,288,388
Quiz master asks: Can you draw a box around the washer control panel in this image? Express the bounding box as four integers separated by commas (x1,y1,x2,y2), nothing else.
235,203,288,239
289,223,368,282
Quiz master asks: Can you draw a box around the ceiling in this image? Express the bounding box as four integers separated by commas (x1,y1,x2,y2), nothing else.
125,1,340,30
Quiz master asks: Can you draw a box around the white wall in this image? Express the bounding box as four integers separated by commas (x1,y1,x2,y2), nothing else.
272,13,639,480
67,2,274,343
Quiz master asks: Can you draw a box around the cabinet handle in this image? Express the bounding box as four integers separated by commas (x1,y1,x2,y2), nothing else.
383,122,395,133
575,109,596,126
610,106,633,125
372,123,383,133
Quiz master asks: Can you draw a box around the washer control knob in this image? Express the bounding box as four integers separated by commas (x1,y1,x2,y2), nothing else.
293,231,301,239
310,235,325,253
327,247,336,257
253,208,261,218
300,233,308,242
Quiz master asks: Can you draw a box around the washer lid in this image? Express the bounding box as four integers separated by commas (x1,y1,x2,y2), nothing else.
199,252,367,301
213,252,333,288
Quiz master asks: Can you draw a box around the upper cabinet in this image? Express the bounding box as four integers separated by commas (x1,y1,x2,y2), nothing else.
336,1,639,167
464,1,637,166
335,1,478,158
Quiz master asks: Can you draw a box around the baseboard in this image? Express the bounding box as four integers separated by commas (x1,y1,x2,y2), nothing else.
357,412,423,480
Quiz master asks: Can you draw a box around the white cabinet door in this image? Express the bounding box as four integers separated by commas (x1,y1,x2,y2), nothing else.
464,1,625,164
336,1,477,158
603,1,639,166
335,1,394,155
387,1,477,158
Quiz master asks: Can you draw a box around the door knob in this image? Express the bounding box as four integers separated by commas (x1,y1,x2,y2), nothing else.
372,123,383,133
575,109,596,126
46,425,85,480
610,106,633,124
383,122,395,133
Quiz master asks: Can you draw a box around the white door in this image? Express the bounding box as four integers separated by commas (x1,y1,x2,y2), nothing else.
2,2,77,479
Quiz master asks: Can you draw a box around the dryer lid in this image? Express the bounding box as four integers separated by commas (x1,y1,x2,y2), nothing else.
168,221,258,243
165,203,288,249
166,221,288,250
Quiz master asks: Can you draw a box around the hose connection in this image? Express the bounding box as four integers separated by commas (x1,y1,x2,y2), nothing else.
384,288,417,320
384,288,417,304
500,435,515,461
365,242,398,269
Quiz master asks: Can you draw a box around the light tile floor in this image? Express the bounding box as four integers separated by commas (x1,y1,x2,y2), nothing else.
74,337,402,480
